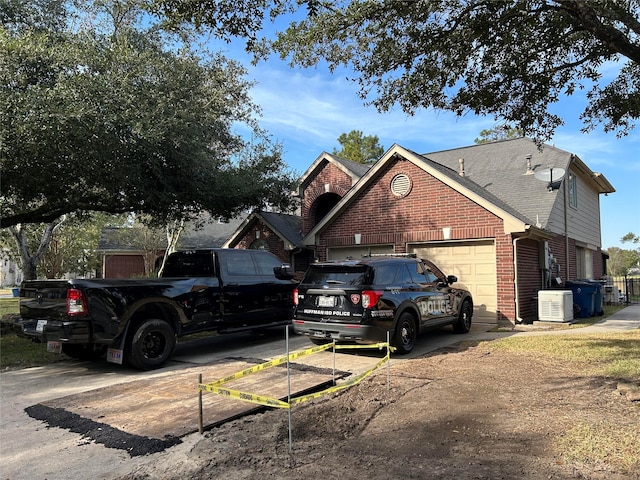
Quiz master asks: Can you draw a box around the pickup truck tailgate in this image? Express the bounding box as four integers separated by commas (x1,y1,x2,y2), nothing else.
19,281,70,322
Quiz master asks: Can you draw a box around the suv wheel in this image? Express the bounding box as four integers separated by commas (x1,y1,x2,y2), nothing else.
393,312,417,354
453,300,472,334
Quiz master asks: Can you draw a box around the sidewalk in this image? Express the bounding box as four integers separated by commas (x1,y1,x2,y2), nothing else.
471,303,640,341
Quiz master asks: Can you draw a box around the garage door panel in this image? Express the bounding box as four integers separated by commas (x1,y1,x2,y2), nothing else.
475,263,495,275
410,241,497,323
476,285,496,297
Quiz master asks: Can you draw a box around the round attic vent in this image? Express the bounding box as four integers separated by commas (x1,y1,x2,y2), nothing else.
390,173,412,197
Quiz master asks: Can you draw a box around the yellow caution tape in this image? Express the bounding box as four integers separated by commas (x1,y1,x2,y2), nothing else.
290,350,390,405
201,384,290,409
199,341,393,409
205,342,334,387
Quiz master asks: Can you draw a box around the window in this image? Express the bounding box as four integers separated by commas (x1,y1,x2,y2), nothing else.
568,173,577,208
576,247,593,279
226,251,257,276
250,239,269,250
162,252,215,277
253,252,282,277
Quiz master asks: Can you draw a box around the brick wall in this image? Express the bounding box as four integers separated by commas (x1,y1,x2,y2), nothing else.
301,161,356,236
318,159,505,252
313,158,519,324
515,238,543,322
233,221,288,263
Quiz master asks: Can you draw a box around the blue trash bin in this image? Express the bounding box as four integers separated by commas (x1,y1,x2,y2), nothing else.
580,280,605,316
11,287,20,298
565,281,596,318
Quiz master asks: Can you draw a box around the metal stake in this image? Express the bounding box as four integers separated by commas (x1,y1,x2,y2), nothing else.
286,326,293,452
198,373,203,434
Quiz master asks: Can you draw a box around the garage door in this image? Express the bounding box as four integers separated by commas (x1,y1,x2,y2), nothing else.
327,245,394,260
409,241,497,323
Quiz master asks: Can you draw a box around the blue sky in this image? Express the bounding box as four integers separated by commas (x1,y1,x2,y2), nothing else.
219,43,640,251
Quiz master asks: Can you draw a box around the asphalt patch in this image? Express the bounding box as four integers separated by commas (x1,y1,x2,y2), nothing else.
25,404,181,456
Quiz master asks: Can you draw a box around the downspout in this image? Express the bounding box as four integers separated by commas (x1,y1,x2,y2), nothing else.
513,231,532,324
564,156,572,281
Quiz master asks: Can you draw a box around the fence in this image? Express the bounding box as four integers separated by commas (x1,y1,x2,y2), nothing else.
608,276,640,304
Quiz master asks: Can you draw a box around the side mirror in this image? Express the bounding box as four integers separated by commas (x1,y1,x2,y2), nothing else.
274,264,295,280
447,275,458,285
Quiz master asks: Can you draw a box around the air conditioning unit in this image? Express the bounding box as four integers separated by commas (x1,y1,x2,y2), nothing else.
538,290,573,322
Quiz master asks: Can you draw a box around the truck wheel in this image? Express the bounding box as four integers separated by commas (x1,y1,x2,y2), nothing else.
453,300,472,334
127,319,176,370
62,343,107,361
393,312,417,354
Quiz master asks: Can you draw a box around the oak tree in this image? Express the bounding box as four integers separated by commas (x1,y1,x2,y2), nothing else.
1,0,297,230
151,0,640,140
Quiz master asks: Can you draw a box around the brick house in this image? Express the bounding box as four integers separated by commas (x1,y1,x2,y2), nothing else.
227,138,614,325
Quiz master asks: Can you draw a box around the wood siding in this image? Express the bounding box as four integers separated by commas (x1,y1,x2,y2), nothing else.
547,167,602,247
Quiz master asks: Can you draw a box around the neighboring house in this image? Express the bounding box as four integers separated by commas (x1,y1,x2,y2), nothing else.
226,138,614,325
98,217,243,278
222,211,307,277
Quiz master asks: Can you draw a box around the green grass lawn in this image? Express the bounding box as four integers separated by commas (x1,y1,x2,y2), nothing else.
0,297,66,369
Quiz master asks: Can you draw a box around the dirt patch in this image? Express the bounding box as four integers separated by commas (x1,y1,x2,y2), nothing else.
118,344,639,480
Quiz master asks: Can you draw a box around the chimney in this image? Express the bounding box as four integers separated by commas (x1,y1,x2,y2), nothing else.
458,158,465,177
524,154,534,175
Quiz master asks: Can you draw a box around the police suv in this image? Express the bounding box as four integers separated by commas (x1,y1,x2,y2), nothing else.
292,254,474,354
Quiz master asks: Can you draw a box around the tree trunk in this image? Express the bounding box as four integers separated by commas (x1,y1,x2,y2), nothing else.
10,218,66,281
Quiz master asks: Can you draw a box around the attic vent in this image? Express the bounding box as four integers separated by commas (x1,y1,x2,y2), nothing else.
390,173,412,197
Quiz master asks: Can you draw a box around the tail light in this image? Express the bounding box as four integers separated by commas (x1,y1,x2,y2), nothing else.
293,288,299,306
361,290,384,309
67,288,88,316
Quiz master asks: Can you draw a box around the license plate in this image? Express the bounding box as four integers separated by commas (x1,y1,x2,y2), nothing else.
317,296,335,308
47,341,62,353
107,348,123,365
36,320,47,333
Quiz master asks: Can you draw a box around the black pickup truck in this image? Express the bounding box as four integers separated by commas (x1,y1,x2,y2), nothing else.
14,249,297,370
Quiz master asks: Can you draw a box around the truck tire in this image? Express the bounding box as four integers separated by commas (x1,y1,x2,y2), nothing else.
453,300,472,334
62,343,107,361
126,319,176,370
393,312,417,354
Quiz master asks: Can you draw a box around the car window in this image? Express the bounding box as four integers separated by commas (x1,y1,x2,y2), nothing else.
253,252,282,277
225,251,257,276
421,263,440,283
371,265,398,285
303,266,369,286
407,262,431,284
395,265,415,285
162,252,215,277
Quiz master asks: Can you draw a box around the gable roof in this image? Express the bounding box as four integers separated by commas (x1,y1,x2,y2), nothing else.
223,211,302,250
301,143,551,246
98,217,243,252
424,138,614,230
296,152,370,196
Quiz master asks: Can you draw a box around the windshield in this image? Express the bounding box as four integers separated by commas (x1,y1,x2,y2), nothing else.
302,266,370,286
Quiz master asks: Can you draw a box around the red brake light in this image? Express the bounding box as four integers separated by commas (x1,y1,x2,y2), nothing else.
361,290,384,309
293,288,299,306
67,288,87,316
